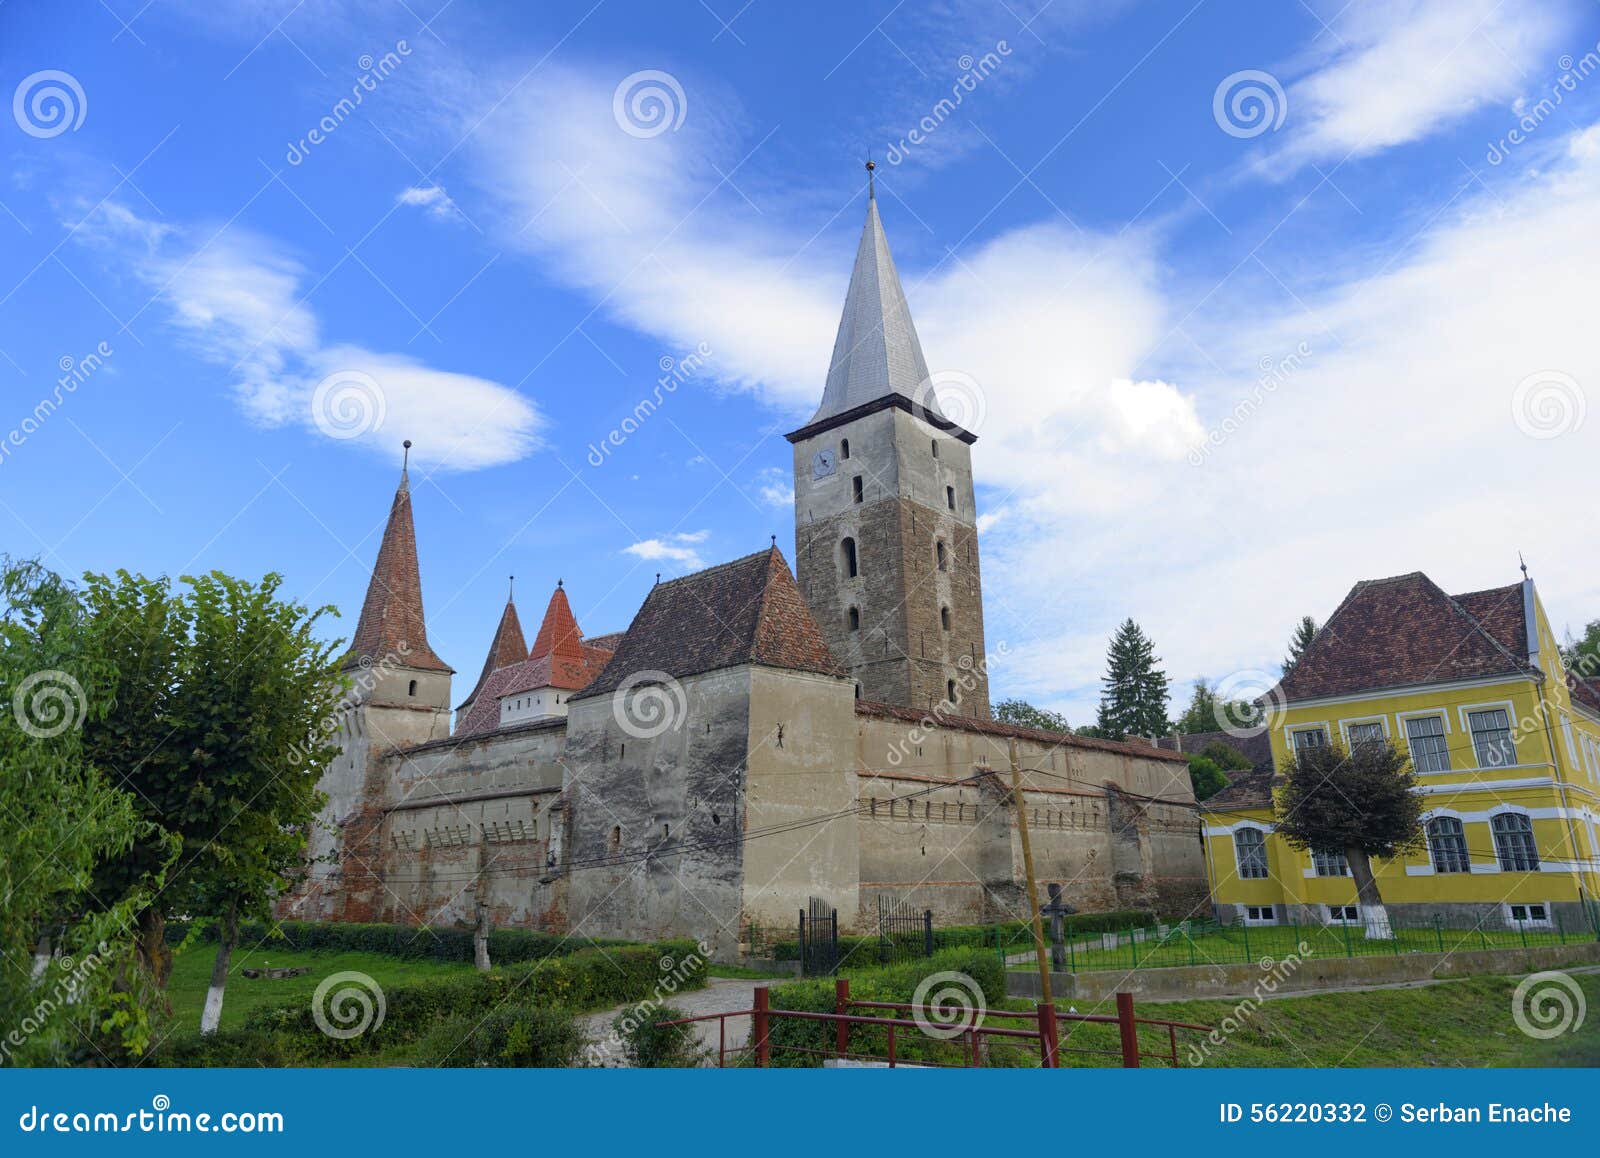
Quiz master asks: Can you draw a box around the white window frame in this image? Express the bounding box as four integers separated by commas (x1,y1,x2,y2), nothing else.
1338,715,1390,749
1240,904,1278,925
1559,712,1578,766
1489,807,1540,872
1504,901,1552,929
1234,826,1270,880
1424,813,1471,874
1325,904,1360,925
1287,724,1330,756
1311,848,1350,877
1400,712,1452,774
1458,700,1521,769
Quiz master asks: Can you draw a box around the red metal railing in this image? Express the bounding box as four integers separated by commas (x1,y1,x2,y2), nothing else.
657,981,1211,1068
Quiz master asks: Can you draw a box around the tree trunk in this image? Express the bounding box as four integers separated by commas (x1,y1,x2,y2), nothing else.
474,901,492,972
135,907,173,989
199,906,238,1035
29,927,53,983
1345,846,1392,939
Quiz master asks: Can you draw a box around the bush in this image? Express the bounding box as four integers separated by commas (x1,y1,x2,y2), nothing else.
763,949,1023,1068
613,1004,707,1068
769,909,1157,961
415,1004,583,1067
166,919,629,966
149,939,708,1066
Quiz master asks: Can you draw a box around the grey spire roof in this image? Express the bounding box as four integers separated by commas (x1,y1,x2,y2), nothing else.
809,191,938,425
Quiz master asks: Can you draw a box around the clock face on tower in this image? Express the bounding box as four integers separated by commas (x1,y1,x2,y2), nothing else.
811,448,837,479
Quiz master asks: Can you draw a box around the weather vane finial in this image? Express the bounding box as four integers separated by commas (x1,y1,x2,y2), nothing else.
402,439,412,472
508,575,515,601
1519,552,1530,581
865,154,876,200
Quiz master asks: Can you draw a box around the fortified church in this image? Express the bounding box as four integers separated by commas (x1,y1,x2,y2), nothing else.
291,178,1207,956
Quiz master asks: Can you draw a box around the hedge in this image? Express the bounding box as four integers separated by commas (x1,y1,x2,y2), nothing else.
167,919,632,966
416,1004,585,1067
761,948,1030,1067
769,909,1157,963
153,939,707,1067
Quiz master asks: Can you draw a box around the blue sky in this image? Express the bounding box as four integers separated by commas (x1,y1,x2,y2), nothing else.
2,0,1597,723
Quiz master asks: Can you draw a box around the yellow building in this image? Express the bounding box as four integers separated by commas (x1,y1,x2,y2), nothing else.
1204,571,1600,933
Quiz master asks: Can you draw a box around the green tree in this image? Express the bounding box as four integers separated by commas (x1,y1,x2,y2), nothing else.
994,698,1071,733
1561,620,1600,682
0,559,157,1064
1273,742,1422,939
80,571,191,990
1186,754,1230,801
1173,680,1260,737
1095,619,1170,741
1282,615,1318,676
171,572,345,1034
1199,740,1254,772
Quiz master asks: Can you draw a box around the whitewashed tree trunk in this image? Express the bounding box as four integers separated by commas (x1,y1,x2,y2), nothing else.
200,908,239,1036
29,929,52,983
1346,847,1394,940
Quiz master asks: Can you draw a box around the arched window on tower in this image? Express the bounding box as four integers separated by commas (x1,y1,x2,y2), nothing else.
840,438,850,460
931,439,939,458
940,606,951,631
852,476,863,504
935,540,948,571
847,606,860,632
946,679,958,705
841,537,858,578
408,679,418,697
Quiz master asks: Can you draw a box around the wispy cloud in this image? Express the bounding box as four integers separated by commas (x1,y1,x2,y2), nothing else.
396,184,463,223
623,531,710,572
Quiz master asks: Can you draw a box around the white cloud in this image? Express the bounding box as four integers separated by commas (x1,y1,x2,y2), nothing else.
396,184,463,222
753,466,793,509
623,532,710,571
77,204,541,471
1273,0,1571,168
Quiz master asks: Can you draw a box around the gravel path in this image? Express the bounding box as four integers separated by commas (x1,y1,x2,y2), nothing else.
579,977,758,1067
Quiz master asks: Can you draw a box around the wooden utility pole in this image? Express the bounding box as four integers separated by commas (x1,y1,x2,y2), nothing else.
1009,739,1056,1065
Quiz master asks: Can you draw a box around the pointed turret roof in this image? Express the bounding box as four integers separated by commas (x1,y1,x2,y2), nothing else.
344,454,451,673
529,581,585,662
456,584,528,710
808,182,937,426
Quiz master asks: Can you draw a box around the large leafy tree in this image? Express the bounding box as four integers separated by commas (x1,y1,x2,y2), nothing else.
0,559,158,1064
1281,615,1319,676
80,571,191,989
1185,755,1229,801
1095,619,1170,740
994,698,1071,733
175,572,344,1034
1273,741,1422,939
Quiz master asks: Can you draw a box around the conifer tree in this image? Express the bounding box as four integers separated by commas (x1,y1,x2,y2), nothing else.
1095,619,1170,740
1282,615,1318,676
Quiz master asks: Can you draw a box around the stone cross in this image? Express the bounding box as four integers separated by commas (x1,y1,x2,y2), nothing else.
1040,883,1077,971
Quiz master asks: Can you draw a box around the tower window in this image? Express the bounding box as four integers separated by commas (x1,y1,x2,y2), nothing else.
847,606,860,632
840,438,850,460
841,537,858,578
935,540,947,570
946,679,958,705
854,682,862,700
931,439,939,458
940,606,951,631
946,486,955,510
408,679,418,697
608,826,621,854
852,475,863,504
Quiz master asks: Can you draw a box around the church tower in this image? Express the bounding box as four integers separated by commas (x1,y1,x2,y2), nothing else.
788,168,990,718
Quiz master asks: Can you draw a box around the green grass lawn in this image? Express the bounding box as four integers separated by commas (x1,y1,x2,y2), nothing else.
166,944,477,1035
1034,920,1584,974
1035,972,1600,1067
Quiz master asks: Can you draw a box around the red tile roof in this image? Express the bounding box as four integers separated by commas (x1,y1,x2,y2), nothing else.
1276,573,1533,702
574,547,843,699
530,583,584,663
344,470,451,673
458,596,528,710
1570,676,1600,717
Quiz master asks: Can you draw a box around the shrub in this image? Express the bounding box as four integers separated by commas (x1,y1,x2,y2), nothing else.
769,909,1157,961
149,939,707,1066
763,949,1022,1068
415,1004,583,1068
166,919,629,966
613,1005,708,1068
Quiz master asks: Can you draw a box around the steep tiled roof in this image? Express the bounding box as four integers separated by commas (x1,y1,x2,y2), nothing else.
1452,584,1529,662
1200,765,1278,811
530,583,584,662
574,547,843,699
1156,729,1274,771
582,631,625,654
458,595,528,710
344,468,451,673
855,700,1192,764
1275,573,1533,702
1570,676,1600,717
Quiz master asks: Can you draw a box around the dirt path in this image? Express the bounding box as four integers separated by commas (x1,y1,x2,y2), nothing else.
579,977,757,1067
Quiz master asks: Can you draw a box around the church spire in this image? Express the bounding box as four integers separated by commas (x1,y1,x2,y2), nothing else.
345,443,451,673
529,582,585,662
806,170,935,426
